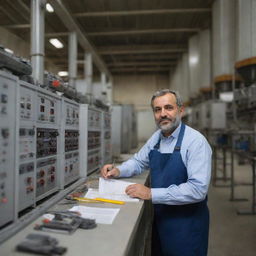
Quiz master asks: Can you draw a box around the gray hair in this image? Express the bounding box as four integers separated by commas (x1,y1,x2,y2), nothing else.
150,89,183,108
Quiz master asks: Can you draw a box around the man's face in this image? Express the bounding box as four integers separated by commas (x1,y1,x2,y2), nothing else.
152,93,184,136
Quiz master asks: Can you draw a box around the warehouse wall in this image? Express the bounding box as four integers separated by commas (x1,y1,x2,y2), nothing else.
169,53,190,103
113,74,169,142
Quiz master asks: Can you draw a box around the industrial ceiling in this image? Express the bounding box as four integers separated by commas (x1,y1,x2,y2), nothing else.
0,0,214,78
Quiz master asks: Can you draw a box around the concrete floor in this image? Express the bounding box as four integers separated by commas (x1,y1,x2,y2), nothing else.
208,153,256,256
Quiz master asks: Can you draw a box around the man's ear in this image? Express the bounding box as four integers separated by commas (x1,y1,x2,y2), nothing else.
179,106,185,116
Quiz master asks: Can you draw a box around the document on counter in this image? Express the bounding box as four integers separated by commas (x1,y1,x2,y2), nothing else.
69,205,120,225
85,178,139,202
85,188,139,202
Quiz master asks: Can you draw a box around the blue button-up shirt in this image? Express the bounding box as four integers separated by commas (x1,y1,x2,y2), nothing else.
117,122,212,205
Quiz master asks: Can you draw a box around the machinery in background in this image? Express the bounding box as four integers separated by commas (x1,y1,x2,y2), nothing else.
0,46,116,247
35,87,61,201
234,57,256,113
111,104,137,159
233,57,256,153
18,80,36,211
111,105,122,158
18,78,82,209
60,98,80,188
0,70,18,228
0,46,120,239
79,105,102,176
0,68,86,233
102,111,112,164
0,46,32,77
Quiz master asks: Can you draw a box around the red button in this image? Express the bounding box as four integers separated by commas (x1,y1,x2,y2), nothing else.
2,198,7,203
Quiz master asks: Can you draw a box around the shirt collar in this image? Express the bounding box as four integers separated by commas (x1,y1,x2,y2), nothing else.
160,122,182,140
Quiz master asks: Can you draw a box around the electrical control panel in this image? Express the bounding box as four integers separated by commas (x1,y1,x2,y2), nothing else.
79,104,102,176
88,108,102,129
18,162,34,210
87,108,102,173
87,149,101,171
64,151,79,185
65,102,79,126
88,131,101,150
111,105,122,157
103,130,112,164
36,128,58,158
35,127,59,200
0,67,113,232
0,70,18,228
37,92,60,125
60,98,80,187
35,88,61,201
101,111,112,164
36,158,57,199
65,130,79,152
19,83,35,121
19,127,35,161
18,126,35,211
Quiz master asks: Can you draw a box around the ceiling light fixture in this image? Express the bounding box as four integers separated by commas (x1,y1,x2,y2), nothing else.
58,71,68,77
189,56,198,65
4,48,14,54
49,38,64,49
46,3,54,13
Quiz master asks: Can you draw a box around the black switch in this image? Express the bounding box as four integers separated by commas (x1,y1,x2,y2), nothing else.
1,129,9,139
1,94,7,103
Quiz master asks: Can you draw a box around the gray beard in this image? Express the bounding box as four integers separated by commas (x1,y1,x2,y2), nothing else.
157,116,181,134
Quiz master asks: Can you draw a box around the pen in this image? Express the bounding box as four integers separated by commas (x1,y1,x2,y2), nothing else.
107,160,115,172
106,160,116,178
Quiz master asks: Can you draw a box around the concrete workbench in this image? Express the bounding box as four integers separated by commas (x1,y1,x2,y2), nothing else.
0,171,152,256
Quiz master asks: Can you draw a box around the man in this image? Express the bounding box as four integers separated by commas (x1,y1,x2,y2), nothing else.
101,89,212,256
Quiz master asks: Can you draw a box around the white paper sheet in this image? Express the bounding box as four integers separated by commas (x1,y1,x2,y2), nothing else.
92,178,140,202
69,205,120,225
99,177,134,194
85,188,139,202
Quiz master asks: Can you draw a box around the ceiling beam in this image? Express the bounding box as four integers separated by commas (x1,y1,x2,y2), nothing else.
97,44,187,55
2,24,30,29
45,32,69,37
73,8,211,17
49,56,179,64
103,54,181,61
110,67,170,73
106,61,176,67
46,28,199,38
87,28,200,37
48,0,112,79
47,53,181,60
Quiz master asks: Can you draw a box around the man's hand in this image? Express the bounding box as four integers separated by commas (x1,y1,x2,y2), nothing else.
125,184,152,200
100,164,120,179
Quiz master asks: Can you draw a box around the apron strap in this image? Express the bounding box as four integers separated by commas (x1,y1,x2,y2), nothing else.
154,137,161,150
174,122,186,151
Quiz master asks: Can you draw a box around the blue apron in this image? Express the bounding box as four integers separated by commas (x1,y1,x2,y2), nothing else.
149,123,209,256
